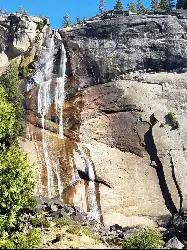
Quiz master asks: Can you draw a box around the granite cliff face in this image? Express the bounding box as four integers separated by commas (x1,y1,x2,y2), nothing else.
1,12,187,227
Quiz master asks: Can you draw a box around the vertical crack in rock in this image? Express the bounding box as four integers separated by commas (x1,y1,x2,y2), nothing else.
168,149,183,214
144,127,177,215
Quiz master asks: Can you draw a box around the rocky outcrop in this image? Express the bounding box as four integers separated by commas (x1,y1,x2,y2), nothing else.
0,12,49,73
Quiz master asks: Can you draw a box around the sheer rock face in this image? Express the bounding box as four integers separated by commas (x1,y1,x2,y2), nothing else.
60,14,187,227
62,14,187,86
2,13,187,228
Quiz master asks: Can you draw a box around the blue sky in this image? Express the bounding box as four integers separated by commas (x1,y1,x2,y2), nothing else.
1,0,151,28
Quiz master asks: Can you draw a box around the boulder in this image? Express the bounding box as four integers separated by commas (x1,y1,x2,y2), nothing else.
166,236,184,249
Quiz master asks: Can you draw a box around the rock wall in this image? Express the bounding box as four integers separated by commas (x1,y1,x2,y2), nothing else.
60,14,187,227
1,13,187,228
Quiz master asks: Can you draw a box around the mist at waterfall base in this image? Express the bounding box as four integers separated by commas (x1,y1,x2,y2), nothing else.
29,30,101,222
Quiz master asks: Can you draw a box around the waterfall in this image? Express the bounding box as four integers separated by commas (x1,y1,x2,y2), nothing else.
55,42,67,139
34,32,67,198
36,35,55,198
78,144,100,222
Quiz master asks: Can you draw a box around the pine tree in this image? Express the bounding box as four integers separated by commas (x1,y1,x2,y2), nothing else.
151,0,159,12
128,1,137,12
76,16,81,25
176,0,183,8
113,0,124,13
62,15,71,28
159,0,170,11
99,0,106,14
176,0,184,8
136,0,145,13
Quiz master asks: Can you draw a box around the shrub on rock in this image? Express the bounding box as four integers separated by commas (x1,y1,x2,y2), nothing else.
122,228,164,249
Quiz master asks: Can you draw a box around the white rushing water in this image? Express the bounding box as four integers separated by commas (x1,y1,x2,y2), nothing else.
55,42,67,139
78,144,100,222
35,33,67,198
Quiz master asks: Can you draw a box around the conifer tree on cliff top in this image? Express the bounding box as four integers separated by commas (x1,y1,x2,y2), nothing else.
159,0,175,11
176,0,186,9
128,1,137,12
176,0,183,8
62,15,71,28
136,0,145,13
114,0,124,12
159,0,170,11
99,0,106,14
151,0,159,12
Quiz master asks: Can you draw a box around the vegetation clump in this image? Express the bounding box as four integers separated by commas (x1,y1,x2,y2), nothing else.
122,229,164,249
20,66,31,78
37,17,48,32
31,213,50,228
53,217,72,227
0,63,24,144
166,112,179,129
0,63,40,249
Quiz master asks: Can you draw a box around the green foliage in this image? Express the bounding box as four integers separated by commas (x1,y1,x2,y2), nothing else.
151,0,159,12
128,1,137,12
66,224,82,236
53,217,72,227
0,62,37,249
42,17,48,26
167,112,179,129
0,230,15,249
37,18,47,32
0,146,34,216
76,17,81,25
122,229,164,249
136,0,146,13
31,213,50,228
0,228,41,249
62,15,71,28
99,0,106,14
0,87,17,146
176,0,185,8
159,0,170,11
0,63,24,143
160,123,165,128
12,228,41,249
81,227,101,242
113,0,124,13
37,21,44,32
20,66,31,78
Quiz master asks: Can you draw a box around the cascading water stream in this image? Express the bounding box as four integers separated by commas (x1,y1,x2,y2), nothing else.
34,32,67,198
78,144,101,222
37,35,55,198
55,42,67,139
